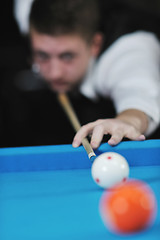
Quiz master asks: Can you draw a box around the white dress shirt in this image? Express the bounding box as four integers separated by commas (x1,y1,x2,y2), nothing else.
81,31,160,135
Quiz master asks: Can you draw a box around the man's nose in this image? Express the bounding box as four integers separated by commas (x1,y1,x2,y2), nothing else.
48,59,63,80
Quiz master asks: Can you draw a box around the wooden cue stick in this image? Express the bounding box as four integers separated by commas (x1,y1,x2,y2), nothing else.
58,93,96,161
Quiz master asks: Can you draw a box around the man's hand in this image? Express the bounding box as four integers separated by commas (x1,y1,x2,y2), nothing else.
72,109,148,148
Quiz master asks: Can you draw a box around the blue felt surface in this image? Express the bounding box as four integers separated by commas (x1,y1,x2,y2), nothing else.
0,166,160,240
0,140,160,240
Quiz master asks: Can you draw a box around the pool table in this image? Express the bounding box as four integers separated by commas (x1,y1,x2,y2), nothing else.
0,139,160,240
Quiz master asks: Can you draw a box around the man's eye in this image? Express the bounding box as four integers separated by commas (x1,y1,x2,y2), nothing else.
61,53,75,61
33,52,50,62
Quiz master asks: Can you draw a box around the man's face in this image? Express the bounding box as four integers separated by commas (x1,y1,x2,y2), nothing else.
30,30,96,93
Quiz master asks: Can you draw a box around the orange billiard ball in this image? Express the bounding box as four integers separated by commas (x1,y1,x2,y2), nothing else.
99,179,157,234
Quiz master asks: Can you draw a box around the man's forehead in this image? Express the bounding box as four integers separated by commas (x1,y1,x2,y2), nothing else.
31,30,88,52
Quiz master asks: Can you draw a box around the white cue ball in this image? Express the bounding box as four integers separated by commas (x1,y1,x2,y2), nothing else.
91,152,129,189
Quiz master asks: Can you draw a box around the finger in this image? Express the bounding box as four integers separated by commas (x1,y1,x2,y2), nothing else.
108,129,146,146
108,130,124,146
72,122,98,147
137,134,146,140
125,127,146,141
90,125,107,149
127,133,146,141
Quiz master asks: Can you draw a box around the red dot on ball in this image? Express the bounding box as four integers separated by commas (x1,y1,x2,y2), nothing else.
122,177,127,182
96,178,100,183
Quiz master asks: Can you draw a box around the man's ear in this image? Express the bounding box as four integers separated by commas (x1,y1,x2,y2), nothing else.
91,33,103,57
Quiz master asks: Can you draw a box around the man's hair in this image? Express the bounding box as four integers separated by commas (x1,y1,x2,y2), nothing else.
29,0,100,42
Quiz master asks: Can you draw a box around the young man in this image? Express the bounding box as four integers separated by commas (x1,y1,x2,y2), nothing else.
28,0,160,148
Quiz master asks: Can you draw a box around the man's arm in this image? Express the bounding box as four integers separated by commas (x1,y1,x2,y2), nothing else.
74,32,160,148
72,109,147,148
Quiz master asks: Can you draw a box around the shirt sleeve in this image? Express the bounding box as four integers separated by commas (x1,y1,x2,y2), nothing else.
95,31,160,135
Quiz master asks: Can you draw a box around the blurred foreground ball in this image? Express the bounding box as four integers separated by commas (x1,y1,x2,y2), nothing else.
99,179,157,234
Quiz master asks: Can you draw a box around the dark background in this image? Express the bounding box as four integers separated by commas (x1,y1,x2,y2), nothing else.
0,0,160,148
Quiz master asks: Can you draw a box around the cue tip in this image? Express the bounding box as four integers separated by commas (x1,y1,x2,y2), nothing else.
89,153,96,163
90,155,96,163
